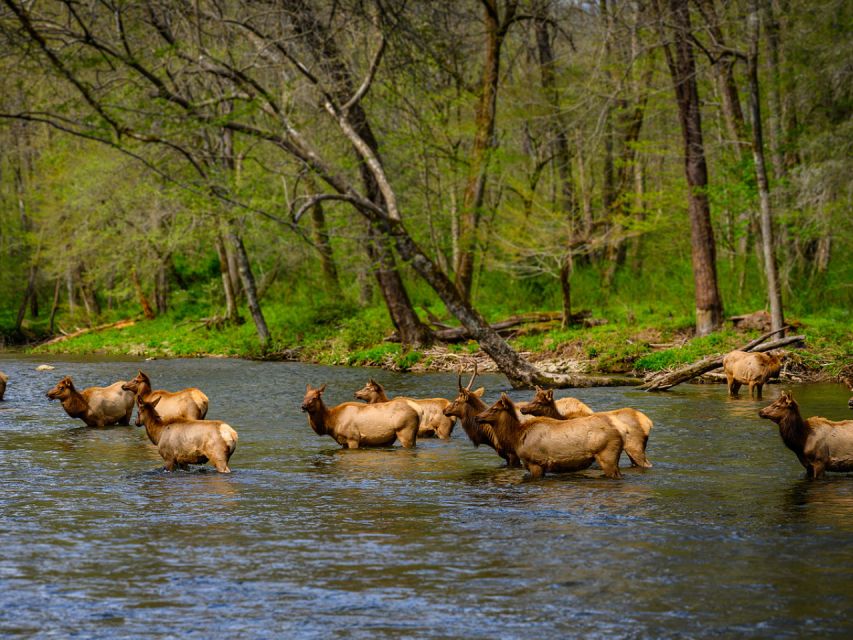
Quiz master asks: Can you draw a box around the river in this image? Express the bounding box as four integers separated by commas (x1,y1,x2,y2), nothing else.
0,354,851,639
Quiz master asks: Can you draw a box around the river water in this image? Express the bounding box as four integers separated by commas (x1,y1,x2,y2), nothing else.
0,354,851,639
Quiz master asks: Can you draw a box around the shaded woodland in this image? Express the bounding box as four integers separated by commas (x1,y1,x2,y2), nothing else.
0,1,850,384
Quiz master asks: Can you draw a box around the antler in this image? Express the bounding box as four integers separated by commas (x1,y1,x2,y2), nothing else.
466,361,478,391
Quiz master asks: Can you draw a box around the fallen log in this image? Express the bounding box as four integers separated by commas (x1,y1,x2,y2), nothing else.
40,318,136,346
641,331,804,391
386,311,589,344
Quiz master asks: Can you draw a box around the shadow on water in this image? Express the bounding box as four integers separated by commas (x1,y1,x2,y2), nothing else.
1,354,852,639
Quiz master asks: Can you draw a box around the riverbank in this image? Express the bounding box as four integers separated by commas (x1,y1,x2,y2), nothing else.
14,305,851,384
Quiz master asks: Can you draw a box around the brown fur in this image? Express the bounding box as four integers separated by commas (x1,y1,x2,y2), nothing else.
442,365,519,466
136,396,237,473
46,376,134,427
476,394,623,479
122,371,208,426
0,370,7,401
759,391,853,478
723,350,784,399
302,383,419,448
520,387,653,468
354,378,456,439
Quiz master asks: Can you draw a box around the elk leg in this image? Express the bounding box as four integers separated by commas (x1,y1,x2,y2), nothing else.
624,441,653,468
346,439,360,449
507,453,521,468
597,441,624,479
754,383,764,399
726,373,735,396
808,462,825,479
163,459,176,472
436,417,454,440
730,380,742,397
397,424,418,449
212,456,231,473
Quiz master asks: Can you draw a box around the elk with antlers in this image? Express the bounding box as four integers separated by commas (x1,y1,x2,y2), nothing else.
46,376,135,427
442,364,520,466
520,386,653,468
122,371,209,425
476,393,624,479
354,378,455,439
302,383,420,448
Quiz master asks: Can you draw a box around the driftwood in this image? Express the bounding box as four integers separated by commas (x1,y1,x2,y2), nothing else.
386,311,592,344
641,327,804,391
40,319,136,346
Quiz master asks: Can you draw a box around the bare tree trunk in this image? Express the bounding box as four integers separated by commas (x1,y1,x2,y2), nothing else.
15,265,36,331
309,196,341,295
559,255,572,329
131,268,155,320
227,231,270,346
154,258,168,316
455,0,518,301
661,0,724,336
748,0,784,333
215,233,240,323
66,268,76,314
49,278,61,334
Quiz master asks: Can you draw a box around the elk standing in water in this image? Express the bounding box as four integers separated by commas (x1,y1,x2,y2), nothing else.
520,387,653,468
122,371,208,425
136,396,238,473
476,393,624,479
302,383,419,448
722,350,784,399
442,365,518,466
46,376,134,427
0,371,7,401
354,378,455,439
758,391,853,478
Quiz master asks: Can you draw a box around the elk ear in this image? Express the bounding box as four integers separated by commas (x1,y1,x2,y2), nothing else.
546,389,554,400
500,392,511,406
535,385,543,393
318,383,327,394
472,387,485,397
150,396,161,408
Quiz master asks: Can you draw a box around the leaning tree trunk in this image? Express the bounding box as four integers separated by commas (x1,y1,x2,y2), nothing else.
227,231,270,346
747,0,784,333
662,0,723,336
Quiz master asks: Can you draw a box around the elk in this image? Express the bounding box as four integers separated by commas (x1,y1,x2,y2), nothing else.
136,396,238,473
517,387,593,418
122,371,208,425
476,394,624,479
46,376,134,427
0,370,7,401
442,364,518,466
301,383,420,448
758,391,853,478
722,350,784,399
520,387,653,468
354,378,456,439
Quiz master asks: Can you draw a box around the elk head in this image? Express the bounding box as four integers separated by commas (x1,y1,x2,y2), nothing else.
443,364,484,417
519,386,554,415
475,393,517,427
758,390,797,423
354,378,383,402
301,383,327,413
136,395,161,425
46,376,75,401
122,370,150,394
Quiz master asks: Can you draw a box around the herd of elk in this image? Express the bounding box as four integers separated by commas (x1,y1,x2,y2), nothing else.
30,351,853,480
354,378,456,439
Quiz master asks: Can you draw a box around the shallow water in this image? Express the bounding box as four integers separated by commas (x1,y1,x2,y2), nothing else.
0,354,851,639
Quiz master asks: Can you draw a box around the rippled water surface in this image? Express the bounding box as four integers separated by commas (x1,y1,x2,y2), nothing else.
1,354,851,638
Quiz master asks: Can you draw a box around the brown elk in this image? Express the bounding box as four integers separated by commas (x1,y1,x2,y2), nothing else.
520,387,653,468
136,396,238,473
442,364,518,466
758,391,853,478
354,378,456,439
517,387,593,418
122,371,208,426
722,350,784,399
302,383,420,448
0,371,7,401
46,376,134,427
476,393,624,479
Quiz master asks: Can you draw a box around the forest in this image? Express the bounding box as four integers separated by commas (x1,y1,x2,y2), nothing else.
0,0,850,385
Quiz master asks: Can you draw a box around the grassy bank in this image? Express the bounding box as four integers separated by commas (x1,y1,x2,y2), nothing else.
19,298,852,381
